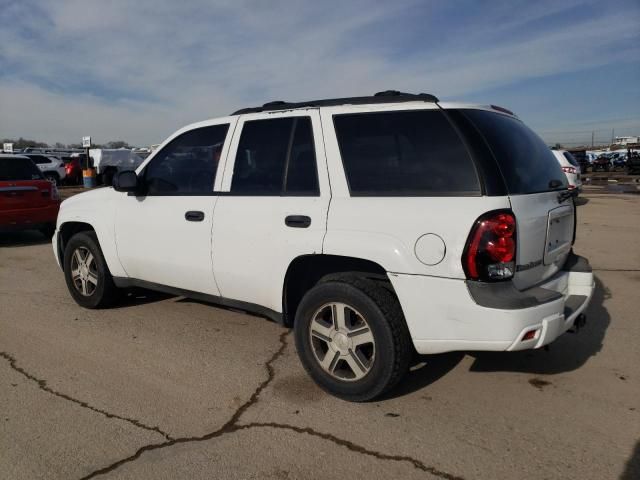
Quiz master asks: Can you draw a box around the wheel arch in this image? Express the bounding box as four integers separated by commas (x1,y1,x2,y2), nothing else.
282,254,393,327
58,221,96,269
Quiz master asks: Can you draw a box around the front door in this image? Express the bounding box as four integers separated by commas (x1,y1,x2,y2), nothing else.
114,119,235,295
212,110,330,312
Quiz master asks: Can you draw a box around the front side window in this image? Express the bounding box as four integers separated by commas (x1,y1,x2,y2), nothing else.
144,124,229,195
333,110,480,196
231,117,319,196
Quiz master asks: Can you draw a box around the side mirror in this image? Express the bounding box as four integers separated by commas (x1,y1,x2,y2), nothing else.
113,170,140,193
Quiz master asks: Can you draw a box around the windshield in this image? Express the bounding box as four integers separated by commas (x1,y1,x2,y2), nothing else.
463,110,568,194
0,157,44,181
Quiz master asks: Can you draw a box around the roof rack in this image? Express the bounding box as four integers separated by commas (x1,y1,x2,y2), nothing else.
232,90,439,115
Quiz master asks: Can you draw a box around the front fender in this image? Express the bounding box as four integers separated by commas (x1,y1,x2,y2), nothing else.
56,189,127,277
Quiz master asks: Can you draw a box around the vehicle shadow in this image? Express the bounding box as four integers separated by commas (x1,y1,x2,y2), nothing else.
575,196,589,206
112,288,175,308
0,230,51,247
467,275,609,375
378,352,465,401
621,440,640,480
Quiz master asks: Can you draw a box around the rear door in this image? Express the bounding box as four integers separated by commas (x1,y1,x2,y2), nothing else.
211,109,330,312
461,109,574,289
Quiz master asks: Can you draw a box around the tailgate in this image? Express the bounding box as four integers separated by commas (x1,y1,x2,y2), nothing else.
0,181,52,210
510,191,574,290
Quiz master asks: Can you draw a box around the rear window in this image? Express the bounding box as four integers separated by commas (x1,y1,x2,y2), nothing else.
463,110,567,194
333,110,480,196
563,151,580,167
0,157,44,181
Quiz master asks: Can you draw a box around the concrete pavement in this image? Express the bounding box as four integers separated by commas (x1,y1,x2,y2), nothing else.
1,193,638,479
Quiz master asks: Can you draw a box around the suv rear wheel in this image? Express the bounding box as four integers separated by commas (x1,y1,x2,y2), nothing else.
63,231,119,308
294,275,412,401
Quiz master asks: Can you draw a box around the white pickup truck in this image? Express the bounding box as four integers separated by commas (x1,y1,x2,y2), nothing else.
53,91,595,401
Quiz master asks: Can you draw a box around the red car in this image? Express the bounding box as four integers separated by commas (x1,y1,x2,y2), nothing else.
0,154,60,237
63,156,83,185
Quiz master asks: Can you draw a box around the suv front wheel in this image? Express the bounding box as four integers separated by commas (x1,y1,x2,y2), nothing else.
63,231,119,308
294,275,412,401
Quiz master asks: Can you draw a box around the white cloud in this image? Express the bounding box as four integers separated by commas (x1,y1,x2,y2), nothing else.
0,0,638,145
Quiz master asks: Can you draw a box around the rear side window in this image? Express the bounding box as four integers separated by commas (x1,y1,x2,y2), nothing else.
144,124,229,195
563,151,580,167
333,110,479,196
0,157,44,181
231,117,319,196
29,155,51,164
463,110,567,194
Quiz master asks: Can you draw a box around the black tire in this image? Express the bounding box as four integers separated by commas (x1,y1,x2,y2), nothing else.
39,224,55,239
63,231,119,308
102,169,115,186
294,275,412,402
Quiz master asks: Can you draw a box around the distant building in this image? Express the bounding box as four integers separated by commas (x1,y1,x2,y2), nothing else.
614,136,639,145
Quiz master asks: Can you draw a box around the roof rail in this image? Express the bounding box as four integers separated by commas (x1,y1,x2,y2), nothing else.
232,91,439,115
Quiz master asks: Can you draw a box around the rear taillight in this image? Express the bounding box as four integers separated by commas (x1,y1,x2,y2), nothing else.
562,166,577,174
463,210,516,281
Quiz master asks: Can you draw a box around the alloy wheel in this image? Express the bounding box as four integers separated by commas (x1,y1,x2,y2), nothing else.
309,302,375,381
70,247,98,296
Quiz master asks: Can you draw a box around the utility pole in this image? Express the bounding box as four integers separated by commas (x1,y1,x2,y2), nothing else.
591,131,594,148
611,128,615,145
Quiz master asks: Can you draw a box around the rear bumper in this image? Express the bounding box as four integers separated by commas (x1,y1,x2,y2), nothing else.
0,204,59,231
389,252,595,354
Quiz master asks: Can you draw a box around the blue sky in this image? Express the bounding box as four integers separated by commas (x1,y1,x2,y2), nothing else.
0,0,638,146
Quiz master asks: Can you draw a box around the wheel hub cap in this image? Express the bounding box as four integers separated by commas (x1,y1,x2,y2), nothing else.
309,302,376,382
331,331,351,353
70,246,98,297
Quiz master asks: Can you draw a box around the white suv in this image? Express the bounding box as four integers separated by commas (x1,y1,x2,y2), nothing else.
53,91,595,401
551,149,582,192
22,153,67,185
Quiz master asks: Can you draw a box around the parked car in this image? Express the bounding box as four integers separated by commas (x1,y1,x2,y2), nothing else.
627,152,640,174
19,153,67,184
53,92,594,401
551,149,582,191
592,155,612,172
0,154,60,237
566,149,590,173
63,156,83,185
611,153,626,170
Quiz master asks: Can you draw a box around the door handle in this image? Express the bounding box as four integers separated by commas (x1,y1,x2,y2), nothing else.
285,215,311,228
185,211,205,222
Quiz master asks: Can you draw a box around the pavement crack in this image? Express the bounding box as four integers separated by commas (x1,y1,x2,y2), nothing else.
77,330,290,480
236,422,464,480
0,351,172,441
76,330,462,480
